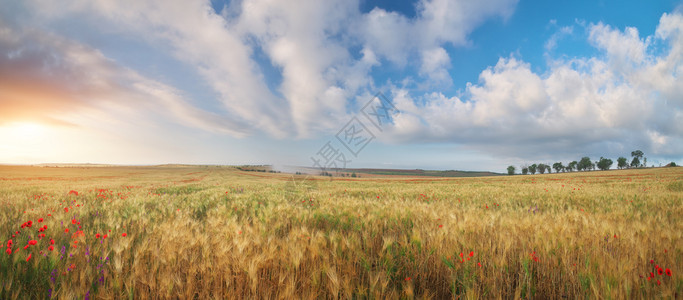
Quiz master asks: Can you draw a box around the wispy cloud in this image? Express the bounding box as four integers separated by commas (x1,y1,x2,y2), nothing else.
0,19,249,136
1,0,680,165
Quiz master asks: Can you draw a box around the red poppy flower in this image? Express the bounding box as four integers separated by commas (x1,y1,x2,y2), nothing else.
469,251,474,257
103,234,108,239
459,253,463,258
26,254,31,261
48,245,54,251
95,233,101,239
24,245,29,250
658,268,663,275
38,218,43,223
122,233,127,237
65,228,69,233
50,239,54,245
28,240,37,245
665,268,672,276
5,248,10,255
71,219,77,225
657,280,661,285
6,240,11,247
650,259,654,264
650,272,655,278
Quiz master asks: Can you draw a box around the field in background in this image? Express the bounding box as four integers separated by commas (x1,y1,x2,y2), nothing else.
0,165,681,299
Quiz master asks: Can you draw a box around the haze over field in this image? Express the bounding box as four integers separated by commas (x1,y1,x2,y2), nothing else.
1,0,682,171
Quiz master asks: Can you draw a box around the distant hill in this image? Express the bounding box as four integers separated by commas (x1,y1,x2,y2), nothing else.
275,165,502,178
344,168,503,177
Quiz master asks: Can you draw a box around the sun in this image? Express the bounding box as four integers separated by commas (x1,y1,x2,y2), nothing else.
1,122,47,138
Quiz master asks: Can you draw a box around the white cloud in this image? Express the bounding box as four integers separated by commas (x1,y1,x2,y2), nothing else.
235,0,363,137
380,11,683,159
419,47,452,85
414,0,517,46
545,25,573,52
588,22,650,71
25,0,293,137
6,0,519,140
361,0,518,82
2,0,680,165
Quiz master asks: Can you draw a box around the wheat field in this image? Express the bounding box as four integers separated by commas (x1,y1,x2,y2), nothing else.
0,165,680,299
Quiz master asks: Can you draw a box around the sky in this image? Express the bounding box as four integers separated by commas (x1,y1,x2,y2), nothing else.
0,0,682,173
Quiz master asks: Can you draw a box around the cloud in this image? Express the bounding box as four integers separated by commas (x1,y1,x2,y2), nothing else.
4,0,520,140
381,11,683,160
23,0,293,137
588,22,649,70
419,47,452,85
235,0,365,137
545,25,573,52
0,19,249,136
360,0,518,81
2,0,679,166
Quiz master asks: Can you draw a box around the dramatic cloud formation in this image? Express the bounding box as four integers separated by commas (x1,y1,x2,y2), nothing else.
382,12,683,160
0,0,680,168
0,17,248,135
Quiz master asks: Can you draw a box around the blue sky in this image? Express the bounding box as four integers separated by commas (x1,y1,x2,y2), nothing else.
0,0,681,172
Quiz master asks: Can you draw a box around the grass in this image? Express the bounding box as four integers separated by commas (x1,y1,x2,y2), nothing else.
0,165,680,299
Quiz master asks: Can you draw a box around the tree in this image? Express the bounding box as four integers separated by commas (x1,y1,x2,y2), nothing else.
578,157,592,171
553,162,564,173
522,167,529,175
507,165,516,175
631,150,644,168
538,164,547,174
631,150,644,160
567,161,577,172
529,164,537,175
597,157,613,170
617,157,628,169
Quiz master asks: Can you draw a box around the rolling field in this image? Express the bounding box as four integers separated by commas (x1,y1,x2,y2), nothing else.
0,165,681,299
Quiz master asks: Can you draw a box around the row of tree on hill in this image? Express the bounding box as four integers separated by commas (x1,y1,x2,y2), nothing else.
505,150,674,175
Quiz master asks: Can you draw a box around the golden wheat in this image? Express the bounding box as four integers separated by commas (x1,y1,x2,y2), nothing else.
0,165,680,299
